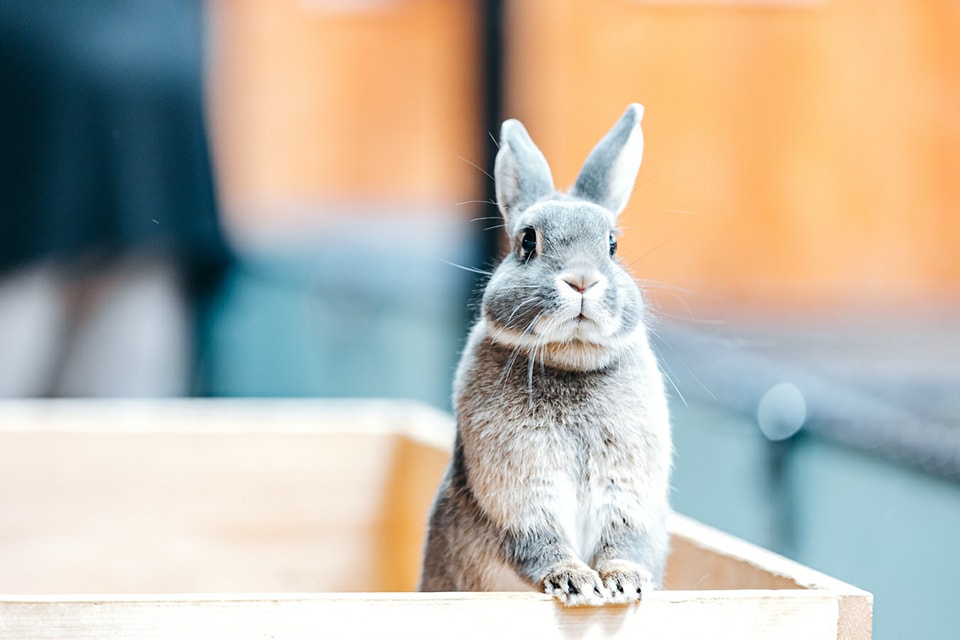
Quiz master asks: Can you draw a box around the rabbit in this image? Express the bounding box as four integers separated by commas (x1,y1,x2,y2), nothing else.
418,104,672,607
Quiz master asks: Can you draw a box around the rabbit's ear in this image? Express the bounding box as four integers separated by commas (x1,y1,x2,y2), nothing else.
571,104,645,218
494,119,555,228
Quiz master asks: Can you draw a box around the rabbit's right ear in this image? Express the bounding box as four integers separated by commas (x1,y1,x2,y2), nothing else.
494,119,555,231
570,104,645,218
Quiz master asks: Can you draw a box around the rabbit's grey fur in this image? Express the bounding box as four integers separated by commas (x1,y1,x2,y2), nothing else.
419,105,672,606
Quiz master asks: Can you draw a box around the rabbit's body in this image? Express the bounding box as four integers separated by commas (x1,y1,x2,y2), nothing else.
420,105,672,606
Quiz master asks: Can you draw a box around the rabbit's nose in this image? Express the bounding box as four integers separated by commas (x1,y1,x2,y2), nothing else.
562,273,601,293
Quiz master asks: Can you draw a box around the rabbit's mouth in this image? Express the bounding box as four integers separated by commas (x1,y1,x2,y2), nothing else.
567,302,608,332
484,314,637,371
485,311,609,348
538,308,611,345
570,316,605,342
572,311,597,328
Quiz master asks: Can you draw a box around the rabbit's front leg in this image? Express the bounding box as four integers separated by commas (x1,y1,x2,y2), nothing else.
591,522,666,603
505,526,609,607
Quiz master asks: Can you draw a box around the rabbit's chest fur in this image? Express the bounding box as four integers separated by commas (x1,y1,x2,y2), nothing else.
456,330,671,563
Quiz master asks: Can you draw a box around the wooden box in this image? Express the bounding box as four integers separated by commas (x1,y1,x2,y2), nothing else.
0,400,871,639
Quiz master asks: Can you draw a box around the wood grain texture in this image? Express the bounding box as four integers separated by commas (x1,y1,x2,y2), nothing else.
0,591,841,640
0,400,452,594
0,400,871,639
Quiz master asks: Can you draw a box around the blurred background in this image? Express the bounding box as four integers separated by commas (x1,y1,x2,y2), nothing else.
1,1,958,638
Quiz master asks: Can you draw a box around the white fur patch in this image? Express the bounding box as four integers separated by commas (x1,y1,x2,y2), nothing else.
576,484,608,562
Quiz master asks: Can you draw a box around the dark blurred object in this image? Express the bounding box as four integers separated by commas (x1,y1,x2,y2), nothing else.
0,0,227,281
0,1,229,396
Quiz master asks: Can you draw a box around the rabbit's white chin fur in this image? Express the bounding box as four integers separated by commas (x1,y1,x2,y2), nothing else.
484,317,643,371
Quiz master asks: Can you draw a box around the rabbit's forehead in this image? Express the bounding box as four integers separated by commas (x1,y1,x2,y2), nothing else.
520,200,614,238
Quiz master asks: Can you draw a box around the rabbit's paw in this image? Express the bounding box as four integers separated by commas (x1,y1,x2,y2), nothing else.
596,560,655,604
542,561,608,607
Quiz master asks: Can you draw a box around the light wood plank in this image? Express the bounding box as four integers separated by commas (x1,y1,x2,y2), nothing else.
0,400,452,594
0,591,841,640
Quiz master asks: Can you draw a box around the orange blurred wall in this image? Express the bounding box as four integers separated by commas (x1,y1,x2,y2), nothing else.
205,0,484,234
505,0,960,312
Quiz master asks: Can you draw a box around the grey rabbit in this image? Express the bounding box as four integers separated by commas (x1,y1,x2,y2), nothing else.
419,104,673,606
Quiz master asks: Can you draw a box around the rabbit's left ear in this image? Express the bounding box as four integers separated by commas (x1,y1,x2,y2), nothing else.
494,119,555,231
570,104,645,218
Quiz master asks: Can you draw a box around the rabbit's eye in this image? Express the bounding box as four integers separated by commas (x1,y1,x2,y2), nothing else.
520,227,538,261
609,233,618,257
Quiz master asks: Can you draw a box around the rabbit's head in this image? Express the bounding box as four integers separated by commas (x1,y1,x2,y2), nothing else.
481,104,649,371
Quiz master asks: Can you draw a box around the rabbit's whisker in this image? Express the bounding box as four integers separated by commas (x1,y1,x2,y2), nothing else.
647,327,717,403
497,309,547,390
457,156,494,181
441,260,493,277
625,237,677,269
